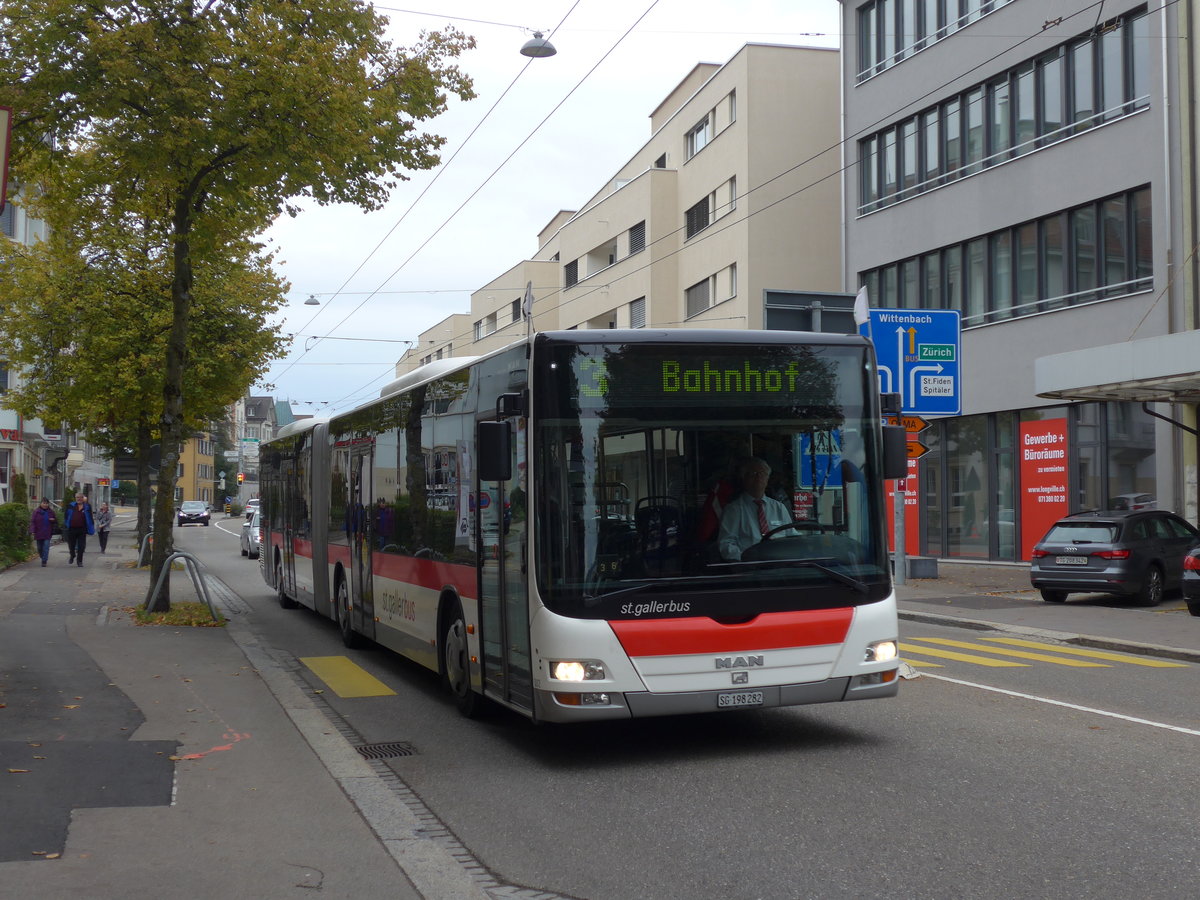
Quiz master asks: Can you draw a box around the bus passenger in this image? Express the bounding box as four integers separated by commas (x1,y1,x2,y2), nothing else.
718,458,795,561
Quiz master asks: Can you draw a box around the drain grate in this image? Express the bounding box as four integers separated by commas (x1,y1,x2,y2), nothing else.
355,741,417,760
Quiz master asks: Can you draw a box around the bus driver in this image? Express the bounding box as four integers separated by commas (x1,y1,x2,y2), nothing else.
718,457,796,561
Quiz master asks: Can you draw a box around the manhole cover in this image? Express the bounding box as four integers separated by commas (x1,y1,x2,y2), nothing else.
355,741,416,760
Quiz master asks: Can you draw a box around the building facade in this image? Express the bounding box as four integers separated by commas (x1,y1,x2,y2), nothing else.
840,0,1198,560
399,43,846,373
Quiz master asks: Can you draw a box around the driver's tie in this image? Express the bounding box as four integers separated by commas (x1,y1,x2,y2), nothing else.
756,499,769,535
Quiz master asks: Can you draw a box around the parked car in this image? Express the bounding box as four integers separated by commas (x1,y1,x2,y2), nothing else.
1109,493,1156,511
1029,509,1198,606
244,498,261,520
1182,545,1200,617
240,510,261,559
177,500,211,527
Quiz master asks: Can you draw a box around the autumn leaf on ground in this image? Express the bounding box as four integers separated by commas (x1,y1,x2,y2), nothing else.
9,769,31,774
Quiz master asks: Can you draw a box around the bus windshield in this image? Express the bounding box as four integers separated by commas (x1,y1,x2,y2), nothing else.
533,338,891,620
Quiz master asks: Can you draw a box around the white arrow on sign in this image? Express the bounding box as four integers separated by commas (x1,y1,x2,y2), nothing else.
909,363,944,401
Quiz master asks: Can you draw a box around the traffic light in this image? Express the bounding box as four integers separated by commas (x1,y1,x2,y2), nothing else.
237,472,244,484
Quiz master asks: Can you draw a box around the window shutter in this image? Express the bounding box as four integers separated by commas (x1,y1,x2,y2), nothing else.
564,259,578,287
629,221,646,254
630,297,646,328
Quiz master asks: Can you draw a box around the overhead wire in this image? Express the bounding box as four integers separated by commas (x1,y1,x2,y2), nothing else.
285,0,1165,411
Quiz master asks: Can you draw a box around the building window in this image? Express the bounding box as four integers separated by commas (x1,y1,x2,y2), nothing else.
0,363,8,393
684,265,736,318
630,297,646,328
0,202,13,238
855,9,1149,215
856,0,1018,82
860,186,1152,326
564,259,578,288
628,220,646,254
654,153,667,169
685,196,710,239
686,114,712,159
511,298,521,323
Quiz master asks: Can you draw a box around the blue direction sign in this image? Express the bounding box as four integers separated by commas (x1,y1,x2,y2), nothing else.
860,309,961,416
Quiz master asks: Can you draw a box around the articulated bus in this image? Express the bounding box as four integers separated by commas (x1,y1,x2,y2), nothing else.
260,329,908,722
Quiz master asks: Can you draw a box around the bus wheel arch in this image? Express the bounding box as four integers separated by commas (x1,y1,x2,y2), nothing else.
438,592,480,717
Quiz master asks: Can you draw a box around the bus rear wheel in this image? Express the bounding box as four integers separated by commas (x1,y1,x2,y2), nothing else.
336,577,362,648
442,603,479,717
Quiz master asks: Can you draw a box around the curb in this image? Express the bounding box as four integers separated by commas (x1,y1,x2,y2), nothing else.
898,608,1200,664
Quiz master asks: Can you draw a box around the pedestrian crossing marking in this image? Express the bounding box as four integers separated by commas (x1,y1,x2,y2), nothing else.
902,658,944,668
910,637,1108,667
981,638,1189,668
897,642,1027,667
300,656,397,698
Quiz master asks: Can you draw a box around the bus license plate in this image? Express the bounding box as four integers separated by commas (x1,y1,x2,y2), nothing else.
1055,556,1087,565
718,691,763,708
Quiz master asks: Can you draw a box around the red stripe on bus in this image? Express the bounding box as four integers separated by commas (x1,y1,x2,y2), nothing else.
373,554,476,597
609,609,854,657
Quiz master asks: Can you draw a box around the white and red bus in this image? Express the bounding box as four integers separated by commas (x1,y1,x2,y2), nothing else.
260,329,908,722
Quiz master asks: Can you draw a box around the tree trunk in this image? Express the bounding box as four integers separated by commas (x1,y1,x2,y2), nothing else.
145,194,194,612
135,423,155,550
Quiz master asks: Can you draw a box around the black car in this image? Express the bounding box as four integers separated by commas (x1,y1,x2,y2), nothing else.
1029,509,1198,606
1182,545,1200,616
177,500,211,527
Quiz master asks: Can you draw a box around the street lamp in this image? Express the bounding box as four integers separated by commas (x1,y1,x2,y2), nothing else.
520,30,557,58
304,293,320,306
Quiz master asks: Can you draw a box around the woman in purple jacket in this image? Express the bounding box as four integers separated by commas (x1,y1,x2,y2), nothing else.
29,498,58,566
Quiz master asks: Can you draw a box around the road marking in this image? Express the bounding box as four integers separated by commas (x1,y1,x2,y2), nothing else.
901,658,944,668
982,637,1189,667
300,656,397,698
922,674,1200,737
898,642,1027,667
909,637,1108,667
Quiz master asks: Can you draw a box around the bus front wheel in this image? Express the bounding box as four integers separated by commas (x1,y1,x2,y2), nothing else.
442,603,479,717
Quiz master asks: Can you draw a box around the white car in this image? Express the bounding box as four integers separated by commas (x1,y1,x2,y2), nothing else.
244,498,261,520
240,510,261,559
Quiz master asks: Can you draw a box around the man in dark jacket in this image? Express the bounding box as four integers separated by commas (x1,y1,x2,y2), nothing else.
29,497,58,566
65,493,95,567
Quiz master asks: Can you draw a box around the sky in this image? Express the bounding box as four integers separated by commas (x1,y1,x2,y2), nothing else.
260,0,842,416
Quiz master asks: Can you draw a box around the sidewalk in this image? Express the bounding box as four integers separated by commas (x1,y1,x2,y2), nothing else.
896,559,1200,663
0,510,484,900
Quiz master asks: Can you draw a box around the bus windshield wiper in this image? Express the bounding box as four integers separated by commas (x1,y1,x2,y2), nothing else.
583,574,750,605
718,557,869,594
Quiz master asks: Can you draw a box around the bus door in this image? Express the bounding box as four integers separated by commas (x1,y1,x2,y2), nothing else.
348,449,375,640
478,414,532,711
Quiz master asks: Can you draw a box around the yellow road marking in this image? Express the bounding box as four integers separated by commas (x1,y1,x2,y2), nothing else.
898,642,1027,667
982,638,1189,668
300,656,397,698
909,637,1108,667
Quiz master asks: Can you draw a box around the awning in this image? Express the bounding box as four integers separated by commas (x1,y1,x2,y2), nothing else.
1034,330,1200,403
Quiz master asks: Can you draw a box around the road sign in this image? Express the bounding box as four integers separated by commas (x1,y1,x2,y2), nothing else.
886,415,931,434
862,309,961,416
907,439,930,459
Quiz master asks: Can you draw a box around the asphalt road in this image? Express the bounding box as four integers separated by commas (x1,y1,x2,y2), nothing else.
184,521,1200,900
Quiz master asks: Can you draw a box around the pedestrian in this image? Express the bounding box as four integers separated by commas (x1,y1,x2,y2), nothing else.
29,497,58,566
96,502,113,554
65,492,95,567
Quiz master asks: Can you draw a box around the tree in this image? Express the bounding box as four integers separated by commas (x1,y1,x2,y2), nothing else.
1,1,474,609
0,159,289,546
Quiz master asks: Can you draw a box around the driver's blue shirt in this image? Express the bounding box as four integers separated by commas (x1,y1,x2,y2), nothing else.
718,493,795,561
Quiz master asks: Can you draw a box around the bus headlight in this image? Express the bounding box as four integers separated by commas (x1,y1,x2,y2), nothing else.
864,640,898,663
550,660,607,681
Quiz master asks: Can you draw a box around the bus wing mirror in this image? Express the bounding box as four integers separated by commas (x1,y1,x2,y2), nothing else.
882,425,908,480
478,421,512,481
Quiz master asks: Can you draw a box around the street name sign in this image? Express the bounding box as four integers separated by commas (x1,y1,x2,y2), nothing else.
861,309,961,416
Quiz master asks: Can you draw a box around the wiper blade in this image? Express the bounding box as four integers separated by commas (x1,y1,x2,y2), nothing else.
717,557,869,594
583,573,761,605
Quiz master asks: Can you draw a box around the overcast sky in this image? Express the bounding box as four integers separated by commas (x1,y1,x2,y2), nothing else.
261,0,841,415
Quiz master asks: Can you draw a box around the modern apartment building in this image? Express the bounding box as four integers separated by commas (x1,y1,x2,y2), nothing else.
840,0,1198,561
401,42,846,372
